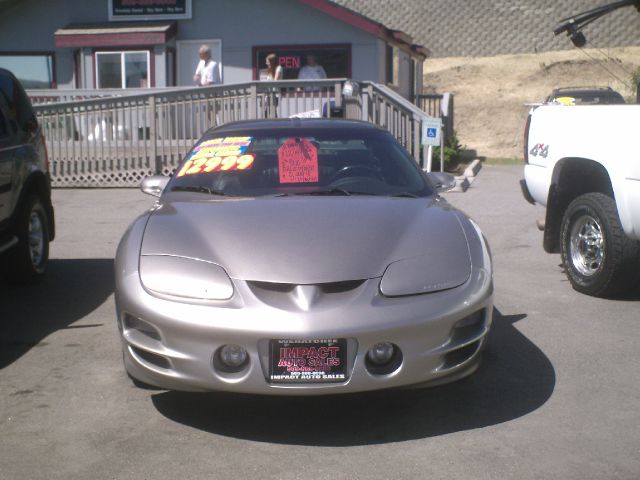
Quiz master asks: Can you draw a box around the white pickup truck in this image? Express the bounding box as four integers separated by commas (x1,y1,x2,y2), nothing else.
521,104,640,297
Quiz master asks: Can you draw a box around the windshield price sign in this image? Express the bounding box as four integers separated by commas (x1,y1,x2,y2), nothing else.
278,138,319,183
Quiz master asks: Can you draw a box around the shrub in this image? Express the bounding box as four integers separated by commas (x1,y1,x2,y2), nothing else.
432,130,465,171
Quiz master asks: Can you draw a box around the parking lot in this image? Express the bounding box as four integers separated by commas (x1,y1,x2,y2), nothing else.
1,165,639,480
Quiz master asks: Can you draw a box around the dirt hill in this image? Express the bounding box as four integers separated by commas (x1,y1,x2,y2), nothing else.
423,46,640,160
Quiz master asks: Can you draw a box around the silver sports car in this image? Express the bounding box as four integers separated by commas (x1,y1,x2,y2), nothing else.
115,119,493,395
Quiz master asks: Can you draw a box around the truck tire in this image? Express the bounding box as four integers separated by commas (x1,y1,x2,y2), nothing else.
560,193,639,297
5,194,50,284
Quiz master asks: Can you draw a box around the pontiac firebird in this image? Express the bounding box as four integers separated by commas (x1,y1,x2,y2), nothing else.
114,119,493,394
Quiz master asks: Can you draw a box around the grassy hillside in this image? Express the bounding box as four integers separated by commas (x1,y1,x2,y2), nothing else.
423,46,640,160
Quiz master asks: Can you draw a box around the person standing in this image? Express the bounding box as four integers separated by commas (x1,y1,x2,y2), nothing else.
261,53,283,118
193,45,221,86
264,53,284,80
297,55,327,80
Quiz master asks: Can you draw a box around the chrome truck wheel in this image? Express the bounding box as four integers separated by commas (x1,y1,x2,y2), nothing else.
561,193,639,297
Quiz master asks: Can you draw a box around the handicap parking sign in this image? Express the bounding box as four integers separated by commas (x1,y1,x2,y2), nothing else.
421,118,442,146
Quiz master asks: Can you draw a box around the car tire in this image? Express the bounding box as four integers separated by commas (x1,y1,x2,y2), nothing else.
560,193,639,297
5,194,50,284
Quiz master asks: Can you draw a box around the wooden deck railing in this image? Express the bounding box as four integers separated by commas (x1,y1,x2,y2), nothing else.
29,80,446,187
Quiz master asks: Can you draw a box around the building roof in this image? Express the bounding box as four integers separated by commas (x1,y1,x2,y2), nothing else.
299,0,429,59
330,0,640,57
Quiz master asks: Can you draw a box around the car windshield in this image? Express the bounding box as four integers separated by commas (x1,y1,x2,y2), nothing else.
167,127,432,197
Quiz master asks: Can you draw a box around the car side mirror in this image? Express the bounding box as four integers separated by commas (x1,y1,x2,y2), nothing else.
424,171,456,193
141,175,170,197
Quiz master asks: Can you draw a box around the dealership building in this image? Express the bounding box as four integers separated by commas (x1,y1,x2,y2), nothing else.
0,0,427,99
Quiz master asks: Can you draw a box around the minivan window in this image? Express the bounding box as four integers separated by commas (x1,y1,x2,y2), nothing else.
0,71,35,131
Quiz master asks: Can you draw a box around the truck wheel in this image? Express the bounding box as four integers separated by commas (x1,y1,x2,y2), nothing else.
6,194,50,284
560,193,639,297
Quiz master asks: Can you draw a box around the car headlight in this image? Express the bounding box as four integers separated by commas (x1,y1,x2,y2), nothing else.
139,255,233,300
379,251,471,297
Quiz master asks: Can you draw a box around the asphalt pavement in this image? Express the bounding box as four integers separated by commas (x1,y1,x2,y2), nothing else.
1,165,639,480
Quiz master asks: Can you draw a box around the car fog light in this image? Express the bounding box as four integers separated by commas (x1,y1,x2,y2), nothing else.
219,344,248,368
367,342,395,365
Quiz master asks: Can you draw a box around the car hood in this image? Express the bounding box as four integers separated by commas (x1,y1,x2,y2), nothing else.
141,196,471,284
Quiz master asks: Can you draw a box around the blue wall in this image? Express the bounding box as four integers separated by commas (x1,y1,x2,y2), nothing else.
0,0,382,88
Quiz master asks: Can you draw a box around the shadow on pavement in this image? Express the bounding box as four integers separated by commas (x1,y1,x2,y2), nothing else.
0,258,114,369
151,308,556,445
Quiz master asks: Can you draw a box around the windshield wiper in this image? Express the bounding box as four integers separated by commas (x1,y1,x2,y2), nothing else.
171,185,228,196
391,192,420,198
301,188,352,196
291,188,376,196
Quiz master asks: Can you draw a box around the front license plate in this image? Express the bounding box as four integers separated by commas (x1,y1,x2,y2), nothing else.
269,339,347,383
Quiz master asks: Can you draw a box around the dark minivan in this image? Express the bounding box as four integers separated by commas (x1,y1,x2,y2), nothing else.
0,68,54,282
546,86,626,105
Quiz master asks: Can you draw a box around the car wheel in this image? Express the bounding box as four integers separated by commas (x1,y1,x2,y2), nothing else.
6,194,50,284
560,193,639,297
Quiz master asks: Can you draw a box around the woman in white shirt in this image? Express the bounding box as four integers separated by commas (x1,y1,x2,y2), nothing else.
262,53,283,117
265,53,283,80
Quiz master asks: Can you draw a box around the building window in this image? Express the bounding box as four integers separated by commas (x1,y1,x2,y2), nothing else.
253,44,351,80
0,53,55,89
386,45,399,87
409,58,416,99
385,45,393,85
95,51,150,89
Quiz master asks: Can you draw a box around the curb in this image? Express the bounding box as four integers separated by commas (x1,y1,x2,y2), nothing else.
464,159,482,178
452,175,470,192
449,159,482,193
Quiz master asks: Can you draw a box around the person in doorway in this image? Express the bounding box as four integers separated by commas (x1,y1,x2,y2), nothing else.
264,53,283,81
297,54,327,80
193,45,221,86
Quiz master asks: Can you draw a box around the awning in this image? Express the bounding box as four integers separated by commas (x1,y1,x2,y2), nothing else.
54,22,177,48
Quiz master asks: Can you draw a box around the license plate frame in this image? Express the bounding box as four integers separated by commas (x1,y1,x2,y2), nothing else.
268,338,347,384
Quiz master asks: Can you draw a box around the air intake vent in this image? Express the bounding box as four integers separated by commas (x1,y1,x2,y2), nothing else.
318,280,366,293
248,281,296,293
130,346,171,370
442,341,480,369
247,279,367,311
248,280,365,294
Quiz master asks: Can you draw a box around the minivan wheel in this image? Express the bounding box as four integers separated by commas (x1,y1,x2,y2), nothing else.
7,195,50,283
560,193,638,297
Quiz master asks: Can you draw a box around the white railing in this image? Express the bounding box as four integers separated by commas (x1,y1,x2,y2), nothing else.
29,79,436,187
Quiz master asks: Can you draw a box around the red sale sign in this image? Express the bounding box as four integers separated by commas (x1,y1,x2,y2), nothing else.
278,138,319,184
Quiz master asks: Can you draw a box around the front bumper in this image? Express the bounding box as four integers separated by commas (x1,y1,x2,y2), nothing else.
116,267,493,395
